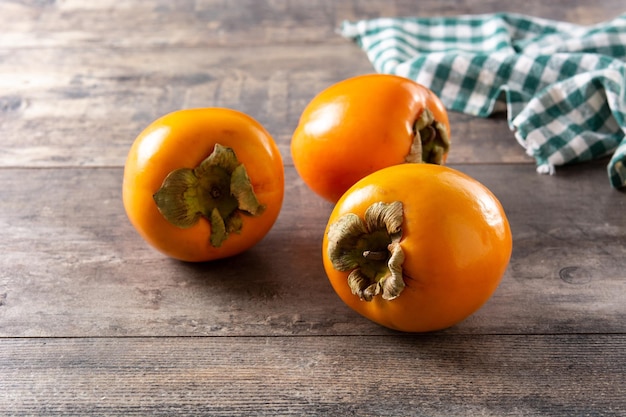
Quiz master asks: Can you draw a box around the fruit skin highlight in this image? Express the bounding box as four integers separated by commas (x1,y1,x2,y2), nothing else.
291,73,450,203
322,163,512,332
123,108,285,262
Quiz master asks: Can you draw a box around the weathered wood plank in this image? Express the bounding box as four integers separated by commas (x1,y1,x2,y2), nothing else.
6,0,619,168
0,44,528,167
0,163,623,337
0,44,369,167
1,1,623,415
1,335,624,416
1,0,622,49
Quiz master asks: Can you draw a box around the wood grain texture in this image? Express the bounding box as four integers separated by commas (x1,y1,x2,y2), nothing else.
1,1,624,415
1,0,623,49
1,335,624,416
1,163,623,337
8,0,618,167
0,44,525,167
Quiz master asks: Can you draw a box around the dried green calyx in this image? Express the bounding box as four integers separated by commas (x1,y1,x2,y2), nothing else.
327,201,405,301
406,107,450,165
153,143,264,248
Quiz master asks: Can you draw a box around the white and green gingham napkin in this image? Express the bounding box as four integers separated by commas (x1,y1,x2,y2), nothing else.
341,13,626,189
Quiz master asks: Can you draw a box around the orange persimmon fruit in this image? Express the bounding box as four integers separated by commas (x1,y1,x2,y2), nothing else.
291,73,450,203
123,108,284,262
322,163,512,332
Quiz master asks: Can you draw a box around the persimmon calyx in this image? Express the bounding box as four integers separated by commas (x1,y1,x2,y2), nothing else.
153,143,265,248
406,107,450,165
327,201,405,301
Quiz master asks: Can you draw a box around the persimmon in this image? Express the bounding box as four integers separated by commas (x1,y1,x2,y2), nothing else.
322,164,512,332
291,73,450,202
123,108,284,262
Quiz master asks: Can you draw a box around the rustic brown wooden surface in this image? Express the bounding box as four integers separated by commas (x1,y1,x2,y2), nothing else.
1,1,624,416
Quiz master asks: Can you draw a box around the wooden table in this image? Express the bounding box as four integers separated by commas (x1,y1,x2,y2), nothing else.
1,1,624,415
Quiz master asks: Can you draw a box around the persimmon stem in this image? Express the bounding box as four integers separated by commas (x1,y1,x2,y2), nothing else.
406,108,450,164
153,143,265,248
362,250,388,261
327,201,405,301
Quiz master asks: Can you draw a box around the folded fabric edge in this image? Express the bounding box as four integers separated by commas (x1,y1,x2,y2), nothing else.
608,144,626,189
339,20,359,38
514,130,556,176
338,11,614,37
610,161,626,188
517,130,626,189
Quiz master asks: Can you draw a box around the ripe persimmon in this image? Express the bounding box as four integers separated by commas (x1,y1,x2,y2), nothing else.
323,164,512,332
123,108,284,262
291,74,450,202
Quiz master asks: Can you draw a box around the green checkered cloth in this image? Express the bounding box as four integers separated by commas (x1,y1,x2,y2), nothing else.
341,13,626,189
